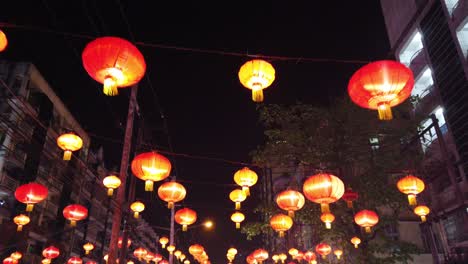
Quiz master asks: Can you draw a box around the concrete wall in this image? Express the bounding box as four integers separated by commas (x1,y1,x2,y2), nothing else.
380,0,419,48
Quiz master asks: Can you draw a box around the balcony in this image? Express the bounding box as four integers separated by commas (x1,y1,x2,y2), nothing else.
0,172,19,192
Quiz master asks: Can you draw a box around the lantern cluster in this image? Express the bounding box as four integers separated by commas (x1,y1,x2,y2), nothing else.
229,167,258,230
189,244,210,263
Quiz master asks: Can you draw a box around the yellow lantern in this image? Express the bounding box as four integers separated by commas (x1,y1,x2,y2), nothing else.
230,189,247,210
414,205,430,222
159,236,169,248
320,212,335,229
167,245,176,254
238,59,276,102
56,133,83,160
279,253,287,263
233,167,258,196
102,175,121,196
14,214,30,231
270,214,293,237
397,175,425,206
227,248,237,256
272,255,279,263
231,211,245,229
130,201,145,218
83,242,94,254
351,237,361,248
10,251,22,260
174,250,182,259
288,248,298,257
180,254,186,261
334,249,343,260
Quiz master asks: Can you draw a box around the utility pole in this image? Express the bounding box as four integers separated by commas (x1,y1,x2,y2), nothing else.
169,205,175,264
108,85,138,264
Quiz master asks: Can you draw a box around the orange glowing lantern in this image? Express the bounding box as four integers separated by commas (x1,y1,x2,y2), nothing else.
397,175,425,206
3,258,17,264
83,242,94,254
175,207,197,231
351,236,361,248
130,201,145,218
86,261,97,264
174,250,182,259
355,210,379,233
0,30,8,52
68,257,82,264
279,253,287,263
43,246,60,259
102,175,121,196
57,133,83,160
189,244,204,256
270,214,293,237
293,251,304,261
272,255,279,263
228,248,238,256
246,255,256,264
145,252,156,262
82,36,146,96
160,261,169,264
288,248,298,257
118,237,131,248
231,211,245,229
334,249,343,260
159,237,169,248
230,189,247,210
303,251,316,263
180,254,186,261
276,190,305,218
157,181,186,209
131,152,171,191
348,60,414,120
153,254,163,262
63,204,88,226
13,214,30,231
126,261,134,264
238,59,275,102
302,173,345,213
252,248,269,263
15,182,48,212
315,243,332,259
414,205,430,222
10,252,21,261
342,188,358,208
134,248,147,261
167,245,176,254
233,167,258,196
320,212,335,229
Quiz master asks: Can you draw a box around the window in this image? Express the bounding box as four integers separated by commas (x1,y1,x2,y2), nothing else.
419,106,447,152
399,31,424,66
411,67,434,99
444,0,459,16
456,18,468,58
369,137,379,150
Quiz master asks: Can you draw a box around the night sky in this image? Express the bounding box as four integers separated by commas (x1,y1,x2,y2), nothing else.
1,1,390,263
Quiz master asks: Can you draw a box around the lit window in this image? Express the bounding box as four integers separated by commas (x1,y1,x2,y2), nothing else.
369,137,379,150
419,106,447,152
456,19,468,58
444,0,459,16
399,31,423,66
411,67,434,99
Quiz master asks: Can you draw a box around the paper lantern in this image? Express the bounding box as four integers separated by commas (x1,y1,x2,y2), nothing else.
272,255,279,263
189,244,204,256
414,205,430,222
174,250,182,259
175,208,197,231
130,201,145,218
279,253,287,263
158,181,186,208
134,248,147,260
303,251,316,263
303,173,345,213
276,190,305,218
82,36,146,96
0,30,8,52
63,204,88,226
57,133,83,160
10,252,21,261
252,248,269,263
348,60,414,120
287,248,298,258
15,182,48,212
42,246,60,259
334,249,343,260
354,210,379,233
102,175,121,196
145,252,156,262
118,237,131,248
233,167,258,196
293,251,304,261
67,257,82,264
153,254,163,262
2,258,17,264
270,214,293,237
230,189,247,210
320,212,335,229
13,214,30,231
231,211,245,229
159,236,169,248
351,237,361,248
397,175,425,206
160,260,169,264
315,243,331,259
246,255,256,264
180,254,186,261
342,188,358,208
131,152,171,191
238,59,275,102
83,242,94,254
167,245,176,254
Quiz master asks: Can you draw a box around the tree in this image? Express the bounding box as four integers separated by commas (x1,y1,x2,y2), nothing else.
243,97,424,263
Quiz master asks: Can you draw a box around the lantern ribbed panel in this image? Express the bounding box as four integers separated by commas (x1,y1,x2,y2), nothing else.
397,175,425,195
238,60,275,90
276,190,305,217
302,173,345,205
82,37,146,87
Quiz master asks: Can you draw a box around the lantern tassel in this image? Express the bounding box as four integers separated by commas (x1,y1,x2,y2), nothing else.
365,226,371,233
279,231,285,238
103,76,118,96
168,202,174,209
183,225,187,231
252,89,264,102
63,150,72,161
322,255,326,260
421,216,427,222
377,103,393,120
288,210,294,218
354,244,358,249
346,201,353,208
320,203,330,213
235,202,240,210
107,188,114,196
243,186,250,196
145,180,154,192
408,194,417,206
17,225,23,232
162,244,166,249
337,255,341,260
325,222,331,229
134,212,139,219
86,250,90,255
26,204,34,212
236,222,240,229
70,220,77,227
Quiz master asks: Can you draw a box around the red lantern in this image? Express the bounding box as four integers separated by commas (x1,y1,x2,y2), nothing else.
348,60,414,120
354,209,379,233
118,237,132,248
303,251,316,263
2,258,17,264
85,262,97,264
159,260,169,264
42,246,60,259
315,243,332,259
342,188,358,208
157,181,186,208
82,36,146,96
175,208,197,231
302,173,345,213
63,204,88,226
15,182,48,212
134,248,147,260
153,254,163,262
131,152,172,191
67,256,82,264
270,214,293,237
252,248,269,263
275,190,305,217
0,30,8,52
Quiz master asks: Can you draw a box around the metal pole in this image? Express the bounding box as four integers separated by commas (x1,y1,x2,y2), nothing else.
108,85,138,264
169,205,175,264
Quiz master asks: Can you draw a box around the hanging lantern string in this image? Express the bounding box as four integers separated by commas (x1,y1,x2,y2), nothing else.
0,22,370,65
